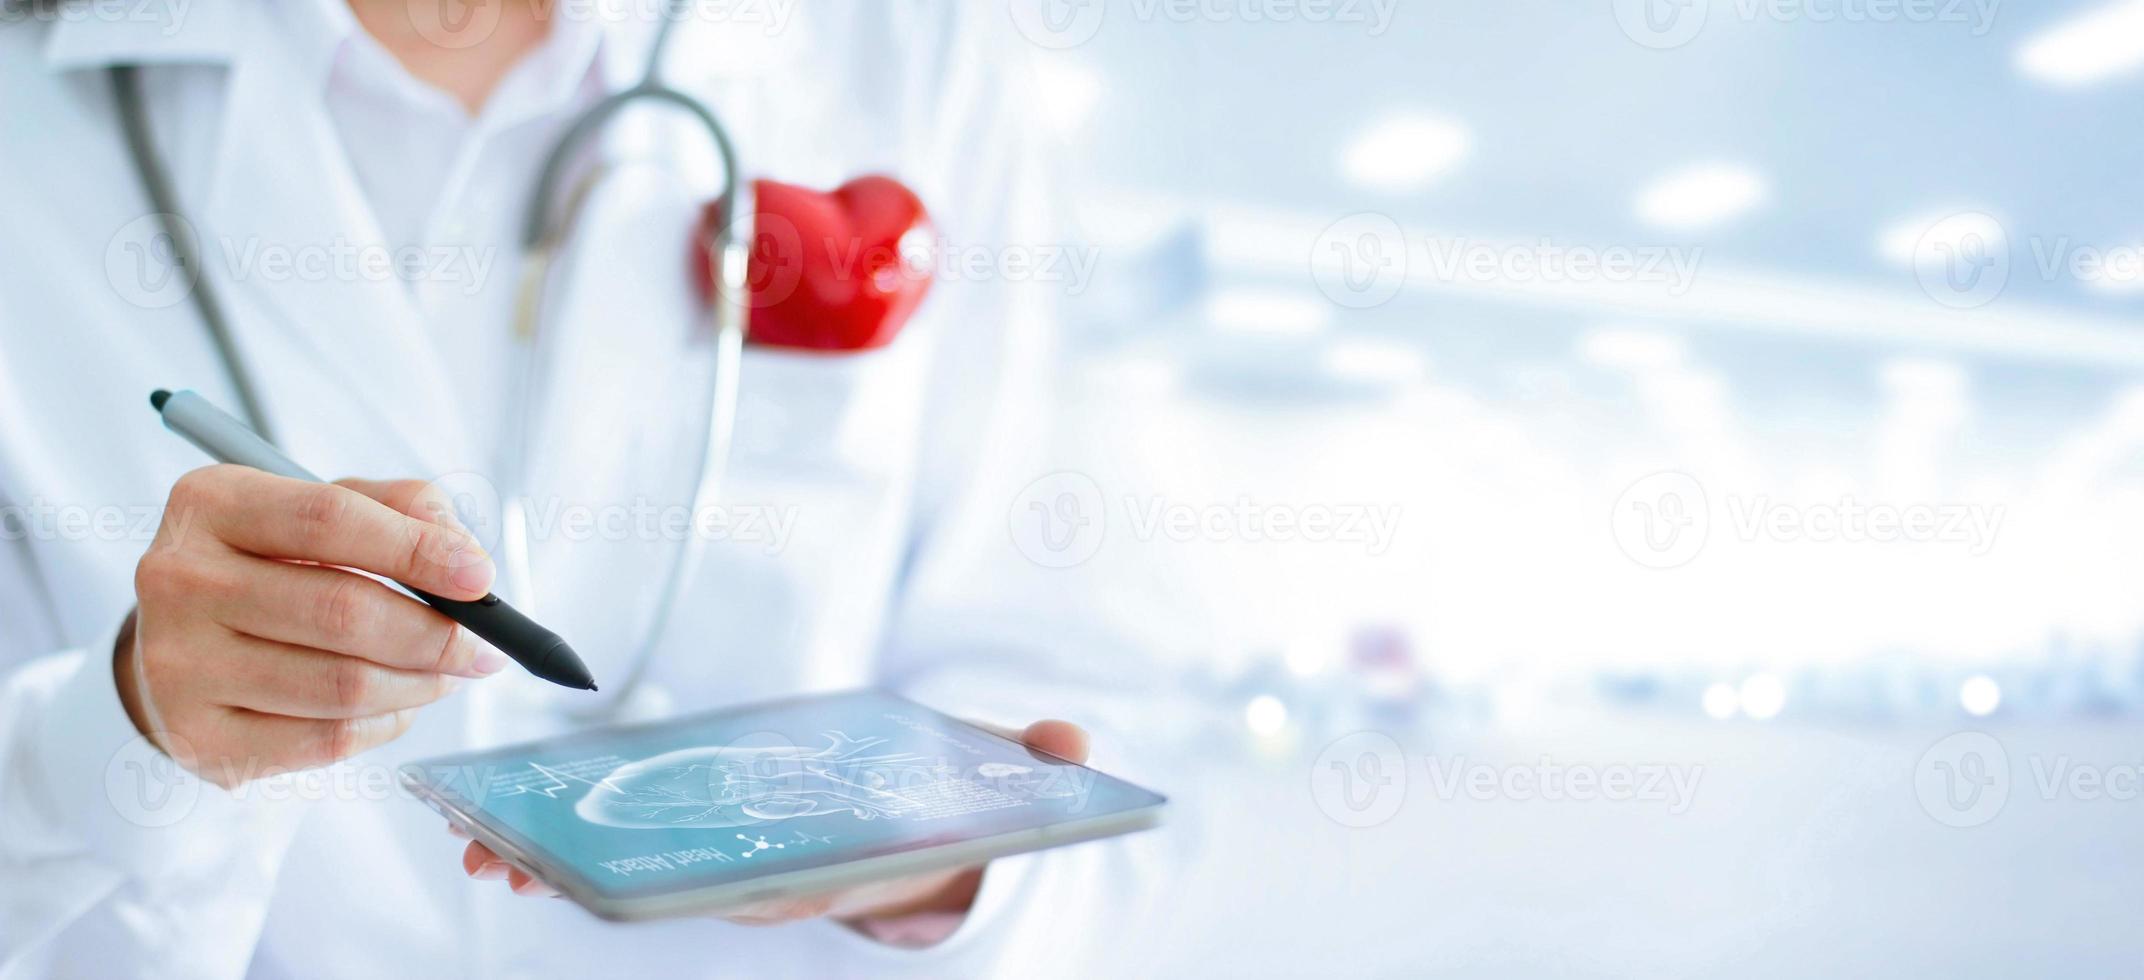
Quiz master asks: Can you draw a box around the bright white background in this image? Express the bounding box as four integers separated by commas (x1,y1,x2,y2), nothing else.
953,1,2144,975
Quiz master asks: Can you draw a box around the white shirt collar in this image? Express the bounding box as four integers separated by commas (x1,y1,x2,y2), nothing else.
311,0,608,131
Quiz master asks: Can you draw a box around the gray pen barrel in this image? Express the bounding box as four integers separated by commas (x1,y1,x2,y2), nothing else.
155,389,320,482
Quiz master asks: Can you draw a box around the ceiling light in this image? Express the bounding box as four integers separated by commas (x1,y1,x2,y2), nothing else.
1244,695,1289,736
1701,682,1740,720
1739,673,1786,721
1341,113,1472,194
1032,59,1105,136
2017,0,2144,87
1879,210,2004,266
1580,327,1687,372
1203,287,1333,335
1960,675,2002,717
1635,163,1768,230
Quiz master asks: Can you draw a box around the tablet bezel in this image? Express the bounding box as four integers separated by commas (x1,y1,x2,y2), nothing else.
398,690,1168,922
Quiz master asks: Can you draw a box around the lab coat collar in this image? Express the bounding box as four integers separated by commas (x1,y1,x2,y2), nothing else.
43,0,656,92
41,0,241,70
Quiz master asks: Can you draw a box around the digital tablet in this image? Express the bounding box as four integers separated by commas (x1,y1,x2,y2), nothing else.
399,690,1168,921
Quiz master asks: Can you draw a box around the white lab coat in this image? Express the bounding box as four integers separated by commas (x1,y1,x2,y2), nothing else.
0,3,1163,977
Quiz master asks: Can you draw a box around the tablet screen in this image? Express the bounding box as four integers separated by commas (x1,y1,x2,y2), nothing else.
402,690,1166,900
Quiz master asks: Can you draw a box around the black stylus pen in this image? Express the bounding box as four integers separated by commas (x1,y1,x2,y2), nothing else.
150,389,597,691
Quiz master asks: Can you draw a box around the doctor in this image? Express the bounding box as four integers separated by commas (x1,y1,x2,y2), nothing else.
0,1,1154,977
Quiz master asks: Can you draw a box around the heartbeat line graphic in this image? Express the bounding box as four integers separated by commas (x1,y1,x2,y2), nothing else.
506,763,625,798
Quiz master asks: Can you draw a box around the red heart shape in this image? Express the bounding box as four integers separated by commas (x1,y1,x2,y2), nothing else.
693,176,934,352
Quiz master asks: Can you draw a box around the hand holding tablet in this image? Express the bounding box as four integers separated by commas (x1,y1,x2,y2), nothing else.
402,691,1167,924
454,719,1092,925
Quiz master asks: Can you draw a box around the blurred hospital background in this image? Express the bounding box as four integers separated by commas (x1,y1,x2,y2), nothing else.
14,0,2143,975
876,2,2144,976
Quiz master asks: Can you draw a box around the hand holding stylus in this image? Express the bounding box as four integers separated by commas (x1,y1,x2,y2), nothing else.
120,468,509,787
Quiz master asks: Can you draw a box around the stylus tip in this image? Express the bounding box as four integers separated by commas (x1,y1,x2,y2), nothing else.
149,389,172,412
532,638,598,692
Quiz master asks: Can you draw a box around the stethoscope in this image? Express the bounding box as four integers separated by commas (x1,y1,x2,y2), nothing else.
112,2,746,720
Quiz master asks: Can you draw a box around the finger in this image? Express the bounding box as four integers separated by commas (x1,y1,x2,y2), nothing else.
208,555,502,676
507,867,559,897
217,706,416,770
1022,720,1090,764
337,478,468,535
968,719,1091,764
719,893,836,926
464,841,510,880
446,821,471,840
174,466,494,599
819,868,974,921
462,840,559,897
204,633,460,719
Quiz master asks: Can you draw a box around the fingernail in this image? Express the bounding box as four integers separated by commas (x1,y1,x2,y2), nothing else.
472,648,510,676
449,549,495,595
445,632,493,679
